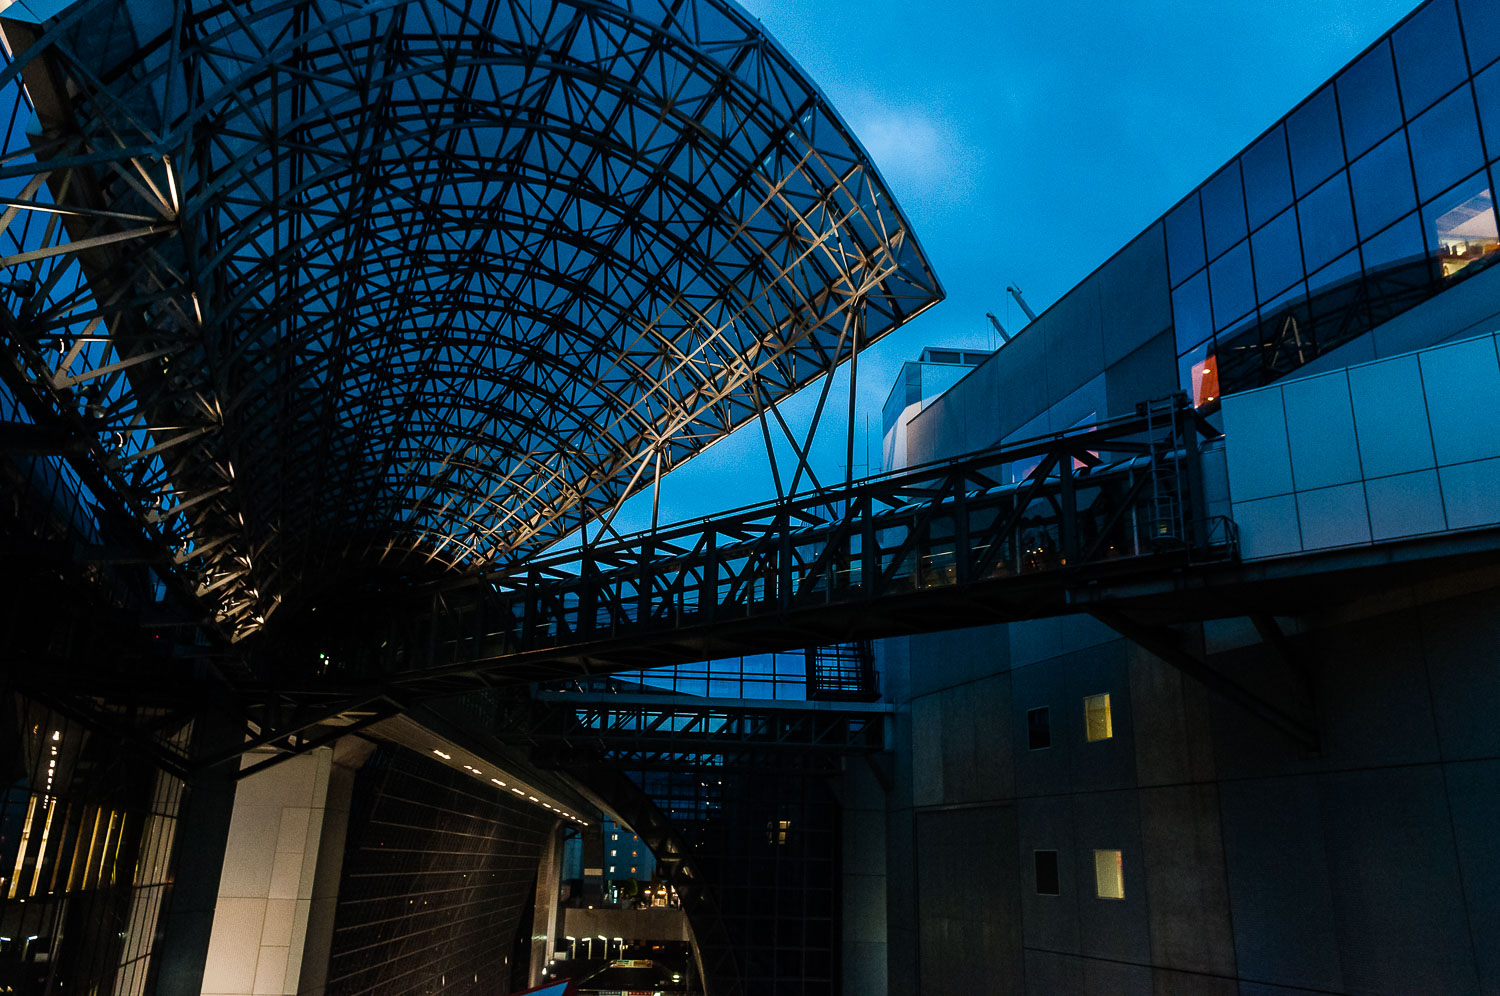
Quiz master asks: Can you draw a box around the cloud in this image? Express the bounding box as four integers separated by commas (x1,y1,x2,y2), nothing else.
846,103,978,205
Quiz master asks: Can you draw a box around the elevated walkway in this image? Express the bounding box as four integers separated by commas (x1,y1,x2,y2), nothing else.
300,400,1232,697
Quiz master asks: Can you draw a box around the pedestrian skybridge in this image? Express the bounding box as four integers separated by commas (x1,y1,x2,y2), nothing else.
291,399,1236,699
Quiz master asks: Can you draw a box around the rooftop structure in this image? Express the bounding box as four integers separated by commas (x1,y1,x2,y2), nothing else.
0,0,940,640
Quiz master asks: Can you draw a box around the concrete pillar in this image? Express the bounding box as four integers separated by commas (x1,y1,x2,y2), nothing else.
198,737,370,996
581,823,605,905
840,756,889,996
527,823,564,984
296,738,372,996
152,714,241,996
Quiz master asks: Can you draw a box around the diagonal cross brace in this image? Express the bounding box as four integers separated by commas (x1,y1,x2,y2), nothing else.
1088,607,1318,752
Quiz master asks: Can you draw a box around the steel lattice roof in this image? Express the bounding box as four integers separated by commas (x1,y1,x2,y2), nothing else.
0,0,941,639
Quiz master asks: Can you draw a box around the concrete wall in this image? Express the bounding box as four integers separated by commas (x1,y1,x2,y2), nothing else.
875,586,1500,994
1224,331,1500,559
905,225,1175,464
561,906,690,943
529,828,564,982
200,748,340,996
876,268,1500,986
857,7,1500,990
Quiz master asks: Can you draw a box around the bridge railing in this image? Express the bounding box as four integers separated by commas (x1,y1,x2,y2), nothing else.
317,398,1232,688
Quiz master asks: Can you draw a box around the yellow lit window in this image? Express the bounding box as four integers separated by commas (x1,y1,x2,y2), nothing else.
1094,849,1124,899
8,795,38,899
610,850,616,856
1084,694,1113,742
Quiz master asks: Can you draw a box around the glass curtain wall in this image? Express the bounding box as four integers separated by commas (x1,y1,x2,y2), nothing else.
631,764,839,996
1166,0,1500,408
607,652,812,701
0,698,191,994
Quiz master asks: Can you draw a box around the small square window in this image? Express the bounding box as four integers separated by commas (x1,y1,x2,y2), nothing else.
1027,708,1051,750
1094,849,1125,899
1084,694,1113,741
1034,850,1060,895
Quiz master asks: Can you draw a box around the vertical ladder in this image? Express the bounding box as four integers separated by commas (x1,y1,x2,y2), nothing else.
1143,396,1184,545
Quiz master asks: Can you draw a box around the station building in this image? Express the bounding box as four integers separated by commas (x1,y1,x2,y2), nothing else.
0,0,1498,994
864,0,1500,990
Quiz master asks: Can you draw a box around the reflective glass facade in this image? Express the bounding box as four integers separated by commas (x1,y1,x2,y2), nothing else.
658,765,839,996
610,652,813,701
1166,0,1500,408
0,698,191,993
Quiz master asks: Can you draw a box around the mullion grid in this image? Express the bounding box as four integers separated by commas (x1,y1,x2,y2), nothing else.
636,764,836,995
0,0,939,640
1166,0,1500,404
0,698,189,993
612,649,809,700
81,0,935,628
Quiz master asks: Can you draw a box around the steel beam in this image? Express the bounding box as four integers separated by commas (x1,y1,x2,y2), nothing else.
283,402,1230,693
1087,606,1318,752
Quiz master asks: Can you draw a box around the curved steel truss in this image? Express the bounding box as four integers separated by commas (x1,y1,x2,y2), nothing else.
0,0,941,640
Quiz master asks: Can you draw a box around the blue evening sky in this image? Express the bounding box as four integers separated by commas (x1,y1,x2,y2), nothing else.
587,0,1418,541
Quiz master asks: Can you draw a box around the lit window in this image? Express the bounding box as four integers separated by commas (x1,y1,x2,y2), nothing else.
610,850,616,857
609,866,615,873
631,867,637,873
767,819,791,845
631,851,637,858
1084,694,1113,741
1194,352,1219,408
1178,339,1220,410
1034,850,1060,895
1027,707,1051,750
1427,181,1498,279
1094,849,1124,899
